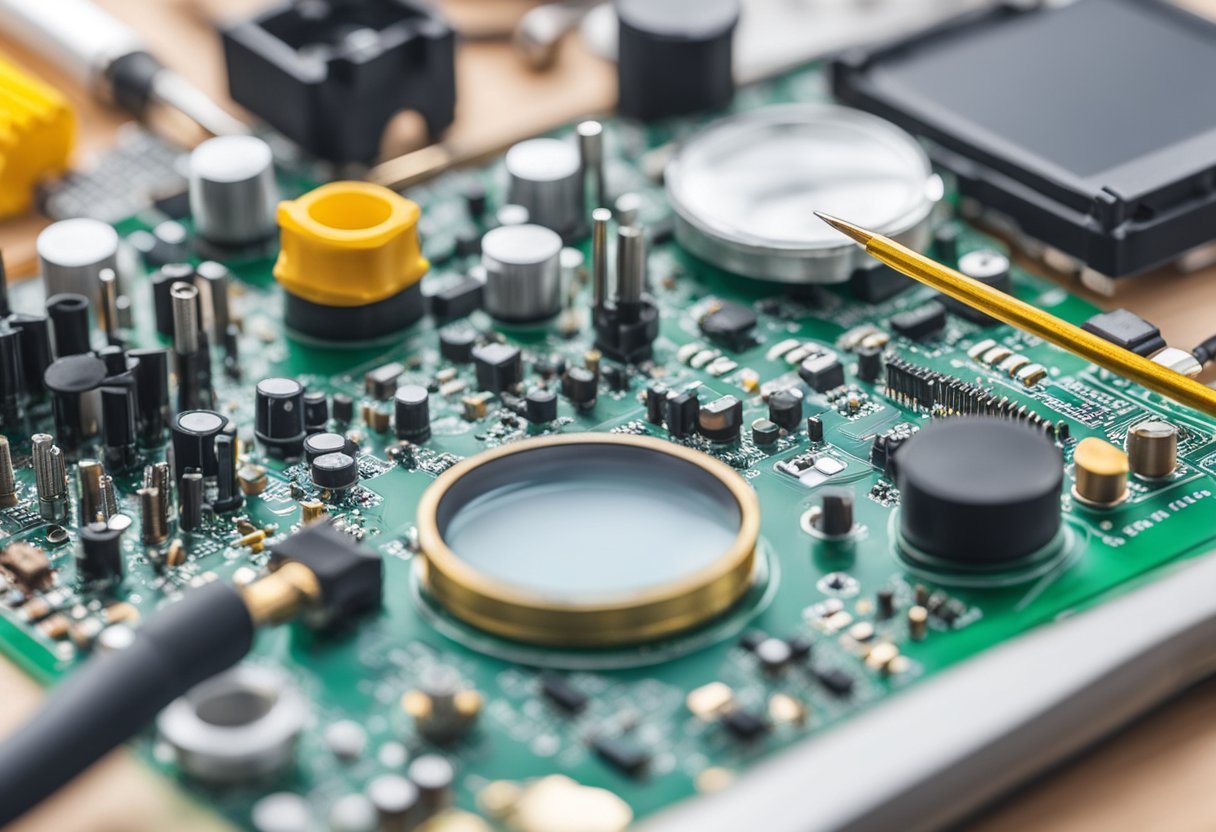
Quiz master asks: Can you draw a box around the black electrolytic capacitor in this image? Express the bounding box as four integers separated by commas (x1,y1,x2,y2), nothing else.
254,377,306,460
77,522,124,586
332,393,355,424
44,354,108,456
617,0,740,122
128,348,170,445
8,313,52,397
311,452,358,493
304,432,348,463
561,367,597,409
303,390,329,434
170,409,227,480
667,391,699,438
46,293,92,357
768,391,802,433
856,345,883,384
152,263,196,337
439,327,477,363
525,388,557,423
0,325,23,425
752,418,780,446
96,345,127,378
213,433,243,513
100,385,137,472
395,385,431,442
179,470,204,531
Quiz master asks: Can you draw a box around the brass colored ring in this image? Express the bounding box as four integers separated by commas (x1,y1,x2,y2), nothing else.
415,433,760,647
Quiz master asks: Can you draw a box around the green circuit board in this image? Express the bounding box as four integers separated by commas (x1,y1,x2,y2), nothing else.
4,64,1216,830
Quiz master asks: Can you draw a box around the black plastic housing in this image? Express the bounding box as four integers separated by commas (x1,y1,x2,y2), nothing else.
831,0,1216,278
222,0,456,163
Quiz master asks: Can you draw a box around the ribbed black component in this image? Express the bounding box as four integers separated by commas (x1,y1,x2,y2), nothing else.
254,377,306,459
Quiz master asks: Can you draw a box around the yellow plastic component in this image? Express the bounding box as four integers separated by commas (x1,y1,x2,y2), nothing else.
0,54,75,218
274,181,429,307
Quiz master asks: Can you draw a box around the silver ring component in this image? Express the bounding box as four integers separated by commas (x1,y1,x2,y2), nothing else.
481,223,564,322
505,137,584,237
157,665,309,783
36,218,120,301
189,135,279,247
665,105,941,284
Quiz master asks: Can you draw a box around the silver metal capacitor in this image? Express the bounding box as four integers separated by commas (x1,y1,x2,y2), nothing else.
36,218,120,301
505,137,584,237
189,135,278,248
1126,420,1178,479
481,223,564,322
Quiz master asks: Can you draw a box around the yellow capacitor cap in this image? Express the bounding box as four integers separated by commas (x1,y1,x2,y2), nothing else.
274,181,428,307
0,53,75,218
1073,436,1129,507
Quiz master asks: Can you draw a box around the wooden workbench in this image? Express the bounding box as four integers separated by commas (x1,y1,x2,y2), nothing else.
1,1,1216,830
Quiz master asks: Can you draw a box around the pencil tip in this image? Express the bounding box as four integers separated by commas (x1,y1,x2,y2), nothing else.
814,211,873,246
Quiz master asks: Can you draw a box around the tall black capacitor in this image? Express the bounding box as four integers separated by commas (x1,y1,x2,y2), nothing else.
77,522,124,586
46,293,92,357
129,348,170,444
7,314,51,397
152,263,197,337
616,0,739,122
44,354,108,457
254,377,306,459
0,325,23,427
100,385,138,472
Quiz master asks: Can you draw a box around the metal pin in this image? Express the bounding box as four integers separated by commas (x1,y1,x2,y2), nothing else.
179,470,204,531
99,474,118,519
616,224,646,309
195,261,231,342
0,436,16,506
33,434,68,522
139,486,167,544
171,282,212,410
98,268,120,344
171,283,200,356
591,208,611,308
577,120,606,210
615,192,642,228
144,462,173,528
77,459,104,524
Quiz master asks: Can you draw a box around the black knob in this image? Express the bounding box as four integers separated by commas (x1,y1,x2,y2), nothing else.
561,367,597,409
304,432,350,463
395,385,431,442
254,377,306,459
311,452,358,492
171,409,228,480
77,521,123,586
767,391,802,433
896,418,1062,565
303,390,329,434
43,354,107,456
524,387,557,423
46,293,91,357
616,0,740,122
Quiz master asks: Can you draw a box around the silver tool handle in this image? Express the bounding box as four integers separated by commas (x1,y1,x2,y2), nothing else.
0,0,141,89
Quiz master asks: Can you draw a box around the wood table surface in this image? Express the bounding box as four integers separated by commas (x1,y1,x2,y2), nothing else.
1,1,1215,829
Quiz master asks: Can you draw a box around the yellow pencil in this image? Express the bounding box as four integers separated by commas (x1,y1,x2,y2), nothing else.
814,212,1216,419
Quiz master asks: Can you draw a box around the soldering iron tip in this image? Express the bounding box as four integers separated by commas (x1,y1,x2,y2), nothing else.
814,211,874,247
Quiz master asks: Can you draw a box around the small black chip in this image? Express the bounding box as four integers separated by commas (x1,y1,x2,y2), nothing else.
540,673,588,714
592,736,650,777
721,709,769,741
1081,309,1166,357
430,276,483,321
700,302,757,349
798,353,845,393
473,343,523,393
365,362,404,400
890,301,946,341
814,667,854,697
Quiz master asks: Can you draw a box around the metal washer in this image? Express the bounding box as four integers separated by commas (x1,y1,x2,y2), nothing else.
664,104,941,284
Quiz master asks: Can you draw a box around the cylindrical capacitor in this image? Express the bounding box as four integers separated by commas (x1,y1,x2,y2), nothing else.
36,218,120,302
814,488,855,537
561,366,597,409
504,138,584,237
129,348,170,444
616,225,647,310
438,328,476,363
616,0,740,122
366,774,419,832
394,385,431,442
189,135,279,248
1126,420,1178,480
303,390,329,434
77,522,124,586
768,390,802,433
856,345,883,384
1073,436,1129,507
0,325,23,425
577,120,606,210
480,224,564,322
254,377,306,460
100,385,137,472
46,293,92,357
952,249,1013,324
304,432,349,463
311,452,358,494
407,755,454,815
195,260,232,340
44,354,108,456
8,314,52,397
152,263,196,338
178,470,204,531
525,388,557,423
212,433,243,513
170,410,228,481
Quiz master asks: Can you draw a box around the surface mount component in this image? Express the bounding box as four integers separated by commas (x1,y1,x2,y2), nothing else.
831,0,1216,278
415,434,759,647
221,0,456,163
665,106,939,284
896,419,1063,567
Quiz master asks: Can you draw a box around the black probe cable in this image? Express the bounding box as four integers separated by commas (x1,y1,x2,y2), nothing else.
0,581,255,827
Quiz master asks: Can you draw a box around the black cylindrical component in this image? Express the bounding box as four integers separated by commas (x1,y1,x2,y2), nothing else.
752,418,779,446
768,391,802,433
439,327,476,363
524,388,558,423
698,395,742,442
179,471,204,531
96,345,127,377
0,256,10,318
934,224,961,265
212,433,243,513
666,391,699,438
170,410,227,481
815,488,854,537
100,386,137,473
561,367,597,409
44,354,108,457
304,432,349,463
46,293,91,357
8,314,52,397
303,390,329,434
332,393,354,425
645,386,667,425
0,325,23,425
856,345,883,384
128,348,170,445
254,377,306,460
311,452,358,492
151,263,196,337
616,0,739,122
77,522,124,585
394,385,431,442
807,416,824,443
896,419,1063,565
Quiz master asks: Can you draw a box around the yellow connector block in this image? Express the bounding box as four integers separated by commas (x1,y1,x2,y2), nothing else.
0,54,75,218
274,181,429,307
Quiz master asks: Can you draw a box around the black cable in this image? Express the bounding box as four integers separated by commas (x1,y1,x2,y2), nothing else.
0,581,255,827
1192,334,1216,366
